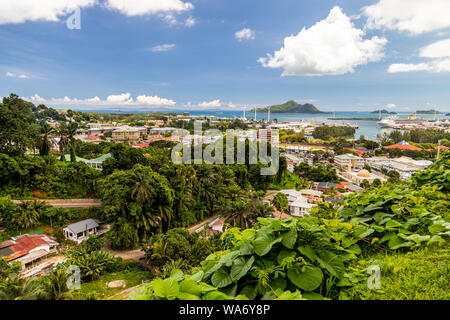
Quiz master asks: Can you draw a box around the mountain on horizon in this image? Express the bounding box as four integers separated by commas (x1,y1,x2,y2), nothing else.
251,100,328,114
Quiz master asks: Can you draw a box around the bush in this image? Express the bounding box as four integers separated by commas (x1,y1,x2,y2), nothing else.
107,223,140,250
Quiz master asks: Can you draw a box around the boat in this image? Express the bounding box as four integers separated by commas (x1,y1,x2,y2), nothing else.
377,115,426,129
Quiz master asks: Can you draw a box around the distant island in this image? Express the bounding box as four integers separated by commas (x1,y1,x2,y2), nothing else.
416,109,443,114
251,100,328,114
446,113,450,116
371,109,397,115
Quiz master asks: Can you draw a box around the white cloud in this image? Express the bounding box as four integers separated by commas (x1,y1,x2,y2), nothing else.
386,103,396,109
136,95,176,106
259,7,387,76
105,0,193,16
419,39,450,58
151,44,176,52
235,28,255,42
0,0,96,24
198,100,222,108
363,0,450,35
24,93,177,108
388,38,450,73
5,71,29,79
185,16,196,27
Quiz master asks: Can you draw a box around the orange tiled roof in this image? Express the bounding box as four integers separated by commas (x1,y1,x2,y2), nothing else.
384,144,422,151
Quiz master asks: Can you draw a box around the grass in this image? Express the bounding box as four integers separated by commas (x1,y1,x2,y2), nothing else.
70,271,152,300
342,247,450,300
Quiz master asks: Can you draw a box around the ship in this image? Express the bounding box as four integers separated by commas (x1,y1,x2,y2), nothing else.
377,115,426,129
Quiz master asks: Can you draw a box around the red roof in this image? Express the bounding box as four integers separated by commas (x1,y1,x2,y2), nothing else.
148,135,163,139
5,235,56,261
384,144,422,151
436,146,449,150
272,211,291,220
86,135,101,140
131,143,150,148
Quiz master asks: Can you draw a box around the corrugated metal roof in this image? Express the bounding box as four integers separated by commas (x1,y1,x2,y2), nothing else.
65,219,99,234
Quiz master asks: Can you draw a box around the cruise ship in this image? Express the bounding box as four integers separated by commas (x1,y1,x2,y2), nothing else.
378,115,426,129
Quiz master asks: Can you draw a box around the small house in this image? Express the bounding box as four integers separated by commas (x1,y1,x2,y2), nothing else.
63,219,99,244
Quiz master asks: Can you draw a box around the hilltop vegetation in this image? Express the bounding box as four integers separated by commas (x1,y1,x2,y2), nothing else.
252,100,327,114
416,110,443,115
128,153,450,300
371,109,397,115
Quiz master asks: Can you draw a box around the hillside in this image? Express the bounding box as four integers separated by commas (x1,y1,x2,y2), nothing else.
252,100,328,114
416,109,443,114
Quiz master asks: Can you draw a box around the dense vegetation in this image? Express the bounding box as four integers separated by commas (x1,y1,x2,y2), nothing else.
312,126,356,140
127,154,449,300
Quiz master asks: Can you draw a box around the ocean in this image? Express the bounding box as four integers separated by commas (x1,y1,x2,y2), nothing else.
85,109,450,140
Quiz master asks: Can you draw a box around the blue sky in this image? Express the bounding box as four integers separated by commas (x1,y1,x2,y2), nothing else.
1,0,450,112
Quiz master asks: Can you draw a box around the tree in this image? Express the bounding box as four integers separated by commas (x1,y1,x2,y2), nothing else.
271,193,289,213
12,201,42,229
0,94,36,155
44,268,71,300
0,275,45,300
107,222,140,250
39,123,54,156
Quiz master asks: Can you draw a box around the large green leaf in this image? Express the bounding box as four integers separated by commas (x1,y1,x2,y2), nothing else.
316,251,345,278
287,265,323,291
211,267,233,288
152,278,180,300
281,228,297,249
253,233,282,256
388,235,414,249
230,256,255,282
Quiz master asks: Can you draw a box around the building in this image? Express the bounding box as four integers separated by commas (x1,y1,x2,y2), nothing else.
257,129,279,144
342,169,388,185
278,190,317,217
384,141,422,151
316,182,338,191
63,219,100,244
334,154,365,172
149,127,178,135
0,233,58,273
112,127,141,144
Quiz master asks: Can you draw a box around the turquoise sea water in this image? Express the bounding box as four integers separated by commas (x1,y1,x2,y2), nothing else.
86,109,450,140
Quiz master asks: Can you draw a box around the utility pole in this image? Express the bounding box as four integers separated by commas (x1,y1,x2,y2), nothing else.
268,106,271,123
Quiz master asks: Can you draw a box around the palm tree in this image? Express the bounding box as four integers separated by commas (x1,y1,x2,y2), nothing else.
130,170,153,204
39,123,54,156
55,126,68,161
0,275,46,300
44,268,71,300
13,201,41,229
66,122,79,162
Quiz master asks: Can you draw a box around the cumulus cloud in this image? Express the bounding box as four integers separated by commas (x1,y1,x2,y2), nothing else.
258,7,387,76
0,0,96,24
151,44,176,52
388,38,450,73
24,93,176,108
386,103,396,109
198,100,222,108
235,28,255,42
363,0,450,35
105,0,193,16
136,95,176,106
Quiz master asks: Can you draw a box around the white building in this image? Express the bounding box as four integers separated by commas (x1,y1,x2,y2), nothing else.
278,190,317,217
63,219,99,244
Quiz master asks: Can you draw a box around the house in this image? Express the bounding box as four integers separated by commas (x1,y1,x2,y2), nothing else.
278,190,317,217
334,154,365,172
0,233,58,272
290,197,316,217
208,217,228,233
316,182,338,191
63,219,100,244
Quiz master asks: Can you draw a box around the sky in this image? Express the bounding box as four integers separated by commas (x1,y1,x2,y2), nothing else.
1,0,450,113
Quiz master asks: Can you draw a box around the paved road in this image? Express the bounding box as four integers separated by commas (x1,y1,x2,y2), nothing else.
12,199,103,208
